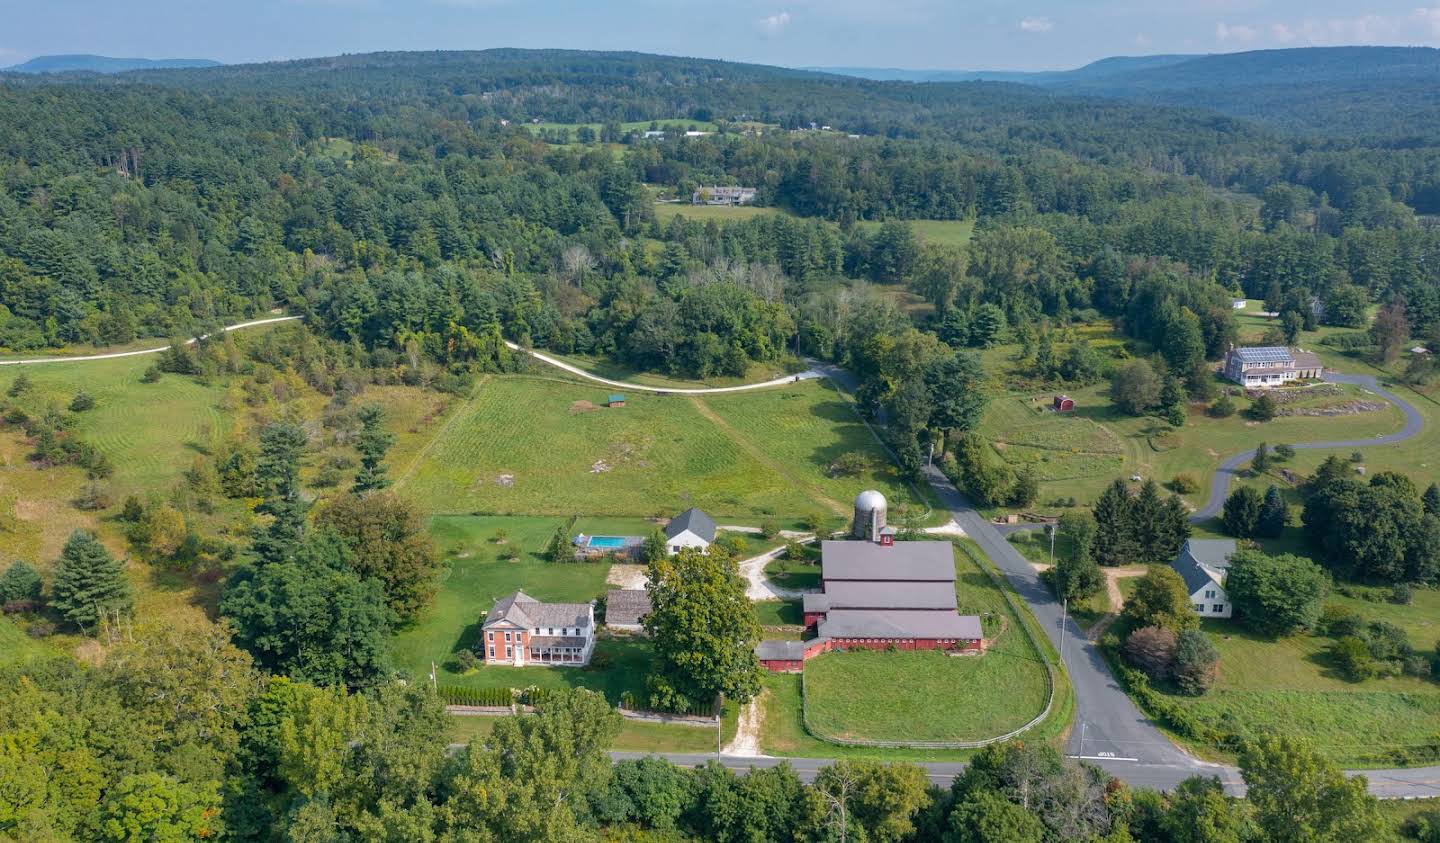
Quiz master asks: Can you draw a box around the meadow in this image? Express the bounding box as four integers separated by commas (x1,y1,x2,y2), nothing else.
399,375,922,522
855,218,976,248
1168,615,1440,767
652,202,784,224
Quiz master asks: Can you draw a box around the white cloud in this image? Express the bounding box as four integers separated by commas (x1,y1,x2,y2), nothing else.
1134,32,1152,47
1019,16,1053,33
756,11,792,36
1270,23,1296,43
1215,21,1258,42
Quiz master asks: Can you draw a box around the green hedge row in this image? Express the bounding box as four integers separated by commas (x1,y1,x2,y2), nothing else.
439,686,514,707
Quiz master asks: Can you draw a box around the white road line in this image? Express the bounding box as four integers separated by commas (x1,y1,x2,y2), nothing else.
1067,755,1141,762
0,316,303,365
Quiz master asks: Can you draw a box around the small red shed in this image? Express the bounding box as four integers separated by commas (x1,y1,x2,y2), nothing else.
1053,394,1075,413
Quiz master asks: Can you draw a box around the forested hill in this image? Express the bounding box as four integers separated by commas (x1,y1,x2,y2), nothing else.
822,47,1440,140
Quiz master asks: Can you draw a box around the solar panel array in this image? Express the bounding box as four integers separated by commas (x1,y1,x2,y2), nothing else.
1235,347,1293,364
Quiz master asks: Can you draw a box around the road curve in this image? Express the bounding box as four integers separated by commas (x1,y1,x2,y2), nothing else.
502,340,824,394
0,316,304,366
1190,373,1426,521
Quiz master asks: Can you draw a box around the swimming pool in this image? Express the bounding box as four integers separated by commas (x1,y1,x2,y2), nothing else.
587,535,629,549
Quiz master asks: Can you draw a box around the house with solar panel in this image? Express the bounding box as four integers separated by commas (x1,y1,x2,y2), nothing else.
1222,346,1323,388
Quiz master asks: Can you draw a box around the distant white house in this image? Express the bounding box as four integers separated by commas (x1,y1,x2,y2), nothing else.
642,130,666,139
481,591,596,666
664,507,716,555
1232,299,1247,310
692,186,757,206
1172,539,1237,619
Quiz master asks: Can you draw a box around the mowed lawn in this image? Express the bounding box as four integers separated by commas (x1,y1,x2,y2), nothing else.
392,514,672,696
1168,618,1440,767
652,203,784,224
856,218,975,248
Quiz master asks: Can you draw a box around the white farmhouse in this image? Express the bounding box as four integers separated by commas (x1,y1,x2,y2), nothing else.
481,591,595,666
664,507,716,555
1171,539,1237,619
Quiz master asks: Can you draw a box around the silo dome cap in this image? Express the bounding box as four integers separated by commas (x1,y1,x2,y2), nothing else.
854,490,887,510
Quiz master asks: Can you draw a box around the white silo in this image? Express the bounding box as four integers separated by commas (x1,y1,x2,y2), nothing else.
852,490,888,539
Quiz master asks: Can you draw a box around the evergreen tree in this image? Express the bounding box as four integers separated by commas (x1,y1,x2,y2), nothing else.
1131,480,1167,564
1257,485,1288,538
351,404,395,493
50,530,132,632
0,559,43,605
1252,441,1270,474
1091,479,1135,566
1423,483,1440,517
252,422,310,565
1223,486,1264,538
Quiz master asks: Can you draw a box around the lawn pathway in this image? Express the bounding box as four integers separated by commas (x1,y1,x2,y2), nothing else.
504,340,825,394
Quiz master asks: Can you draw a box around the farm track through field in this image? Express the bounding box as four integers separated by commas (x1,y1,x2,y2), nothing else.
394,375,492,492
687,396,847,517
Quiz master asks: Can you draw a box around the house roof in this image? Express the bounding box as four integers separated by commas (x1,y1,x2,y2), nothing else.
608,393,625,403
606,589,652,625
820,540,956,582
1172,539,1237,596
482,590,591,630
818,610,983,640
809,580,957,611
1233,346,1295,365
665,508,716,542
1291,350,1322,370
755,639,812,660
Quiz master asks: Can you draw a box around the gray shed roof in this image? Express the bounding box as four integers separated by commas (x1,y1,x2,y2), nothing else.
812,580,956,611
605,589,652,625
665,508,717,542
1172,539,1237,596
820,540,956,582
818,610,982,640
483,590,591,630
755,639,813,660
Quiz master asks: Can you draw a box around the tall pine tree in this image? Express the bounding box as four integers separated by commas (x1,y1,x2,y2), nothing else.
351,404,395,494
1091,479,1136,566
252,422,310,565
1258,485,1288,538
50,529,132,632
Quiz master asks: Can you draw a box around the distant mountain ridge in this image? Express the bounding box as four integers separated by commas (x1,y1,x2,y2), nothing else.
812,46,1440,137
3,54,222,74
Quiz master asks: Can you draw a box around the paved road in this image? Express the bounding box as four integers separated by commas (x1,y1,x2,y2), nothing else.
502,340,824,394
0,316,303,366
1190,373,1427,521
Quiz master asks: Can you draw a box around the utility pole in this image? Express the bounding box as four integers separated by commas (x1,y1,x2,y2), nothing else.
1049,522,1057,567
1059,597,1068,666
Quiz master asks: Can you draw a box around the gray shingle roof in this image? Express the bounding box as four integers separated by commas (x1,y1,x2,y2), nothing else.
483,590,591,630
802,592,830,613
819,610,982,640
665,508,717,542
755,639,812,660
1172,539,1236,596
813,580,957,611
820,540,956,582
605,589,652,625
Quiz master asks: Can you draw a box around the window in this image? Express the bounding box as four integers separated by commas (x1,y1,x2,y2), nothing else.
487,646,494,659
503,631,511,643
486,631,493,642
1204,590,1216,599
672,545,680,553
1213,604,1225,613
1194,604,1204,612
504,646,511,658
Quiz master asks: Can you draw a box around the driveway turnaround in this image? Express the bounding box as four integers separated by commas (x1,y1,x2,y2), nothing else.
1190,372,1426,521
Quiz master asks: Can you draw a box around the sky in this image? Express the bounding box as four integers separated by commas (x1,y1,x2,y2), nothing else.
2,0,1440,71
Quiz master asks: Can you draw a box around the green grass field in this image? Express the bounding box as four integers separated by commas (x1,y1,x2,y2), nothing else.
751,599,803,627
855,218,975,248
400,376,920,522
531,350,795,390
763,556,821,591
1166,617,1440,767
448,707,740,753
0,616,57,665
803,648,1049,743
652,202,784,224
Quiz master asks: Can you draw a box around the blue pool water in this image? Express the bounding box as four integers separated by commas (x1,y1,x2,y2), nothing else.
588,536,627,549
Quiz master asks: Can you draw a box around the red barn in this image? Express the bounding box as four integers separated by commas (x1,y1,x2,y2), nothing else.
1053,394,1075,413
